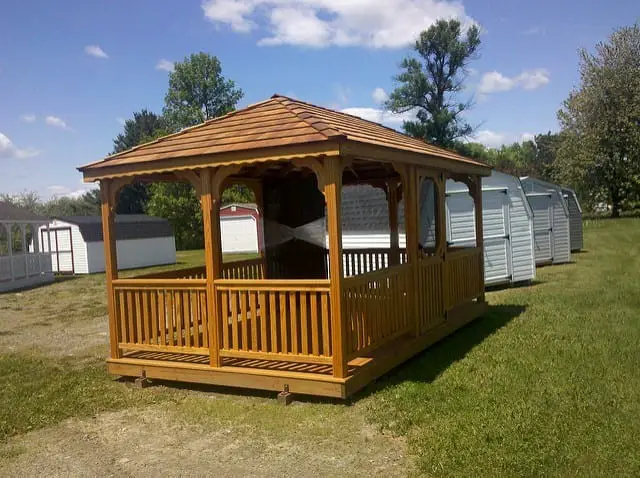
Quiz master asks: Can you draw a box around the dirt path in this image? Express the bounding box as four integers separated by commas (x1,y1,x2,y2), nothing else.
1,403,408,477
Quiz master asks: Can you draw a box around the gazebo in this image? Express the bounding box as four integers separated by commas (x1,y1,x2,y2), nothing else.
78,95,491,398
0,201,53,292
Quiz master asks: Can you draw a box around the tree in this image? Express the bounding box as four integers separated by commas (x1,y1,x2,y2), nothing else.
556,23,640,217
533,132,561,180
112,110,170,214
387,19,480,147
163,52,244,129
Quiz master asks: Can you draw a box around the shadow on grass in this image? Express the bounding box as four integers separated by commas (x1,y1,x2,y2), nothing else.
349,303,527,401
486,280,543,293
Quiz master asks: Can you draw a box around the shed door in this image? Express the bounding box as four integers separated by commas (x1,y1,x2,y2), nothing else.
482,191,511,284
221,216,259,253
528,194,553,263
46,227,74,274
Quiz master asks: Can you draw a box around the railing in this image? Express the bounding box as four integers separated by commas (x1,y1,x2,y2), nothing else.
340,248,408,277
342,262,414,360
113,279,209,354
444,248,483,310
215,279,332,363
221,257,265,279
135,266,206,280
0,256,11,281
417,255,444,333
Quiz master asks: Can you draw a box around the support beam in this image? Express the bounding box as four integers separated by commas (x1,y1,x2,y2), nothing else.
325,157,347,378
387,179,401,266
201,169,223,367
471,176,486,303
100,180,121,359
402,166,420,336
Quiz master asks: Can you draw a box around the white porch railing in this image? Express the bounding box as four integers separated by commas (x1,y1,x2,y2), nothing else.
0,253,53,282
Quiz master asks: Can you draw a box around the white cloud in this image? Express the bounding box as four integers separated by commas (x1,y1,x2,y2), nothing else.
202,0,477,48
471,130,537,148
45,116,69,129
20,114,36,123
156,59,175,72
341,107,415,128
47,185,97,199
85,44,109,59
0,133,40,160
372,87,388,104
478,68,550,94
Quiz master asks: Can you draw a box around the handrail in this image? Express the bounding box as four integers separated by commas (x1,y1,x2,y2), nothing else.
342,262,412,286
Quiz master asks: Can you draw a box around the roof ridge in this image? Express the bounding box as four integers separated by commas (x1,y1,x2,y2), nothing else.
271,95,476,162
94,98,279,165
271,95,344,139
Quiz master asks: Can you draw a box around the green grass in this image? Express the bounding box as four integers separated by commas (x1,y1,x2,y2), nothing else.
362,218,640,476
0,355,173,442
2,221,640,475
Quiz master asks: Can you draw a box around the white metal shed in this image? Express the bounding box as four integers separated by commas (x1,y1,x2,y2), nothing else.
562,187,583,251
446,171,536,285
520,177,571,265
39,215,177,274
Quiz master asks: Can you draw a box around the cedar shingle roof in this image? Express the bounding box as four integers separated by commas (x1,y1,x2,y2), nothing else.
79,95,487,174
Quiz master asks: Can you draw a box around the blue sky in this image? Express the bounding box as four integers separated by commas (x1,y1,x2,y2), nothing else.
0,0,638,199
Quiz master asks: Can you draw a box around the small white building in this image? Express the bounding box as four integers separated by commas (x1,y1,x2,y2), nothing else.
520,177,571,265
220,203,263,254
0,201,53,292
446,171,536,285
39,215,176,274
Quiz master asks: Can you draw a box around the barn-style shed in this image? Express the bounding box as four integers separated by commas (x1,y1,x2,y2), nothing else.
78,95,491,398
220,203,263,254
520,176,571,265
0,202,53,292
446,170,535,285
39,215,176,274
561,187,583,252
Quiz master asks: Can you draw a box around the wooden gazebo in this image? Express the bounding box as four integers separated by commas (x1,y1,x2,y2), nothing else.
79,95,491,398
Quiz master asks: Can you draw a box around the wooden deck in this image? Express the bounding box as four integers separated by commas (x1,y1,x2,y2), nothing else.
108,287,487,398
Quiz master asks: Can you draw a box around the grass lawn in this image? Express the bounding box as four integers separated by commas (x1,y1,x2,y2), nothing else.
1,219,639,475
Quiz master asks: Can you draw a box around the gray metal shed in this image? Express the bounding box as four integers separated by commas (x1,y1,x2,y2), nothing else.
520,177,571,265
446,170,536,286
561,187,583,251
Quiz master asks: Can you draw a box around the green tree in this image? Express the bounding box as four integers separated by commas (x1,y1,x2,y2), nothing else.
387,19,480,147
146,183,203,250
556,23,640,217
147,52,244,249
163,52,244,129
112,110,170,214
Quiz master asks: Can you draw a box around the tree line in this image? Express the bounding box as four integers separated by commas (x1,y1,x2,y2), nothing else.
5,21,638,250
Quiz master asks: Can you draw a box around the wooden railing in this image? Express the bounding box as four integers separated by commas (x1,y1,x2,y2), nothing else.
341,248,407,277
417,255,444,333
444,248,483,310
134,265,206,280
113,279,209,354
215,279,332,363
342,263,414,360
221,257,265,279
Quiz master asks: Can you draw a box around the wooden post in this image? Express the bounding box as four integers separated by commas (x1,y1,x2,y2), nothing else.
472,176,486,303
387,179,400,266
402,166,420,336
201,169,223,367
21,225,28,278
436,173,449,314
100,180,121,359
325,157,347,378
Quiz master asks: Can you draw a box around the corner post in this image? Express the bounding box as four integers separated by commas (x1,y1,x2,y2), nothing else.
201,169,222,367
402,166,420,337
21,224,28,278
387,179,400,266
436,173,449,314
472,176,486,303
100,180,121,359
325,157,347,378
